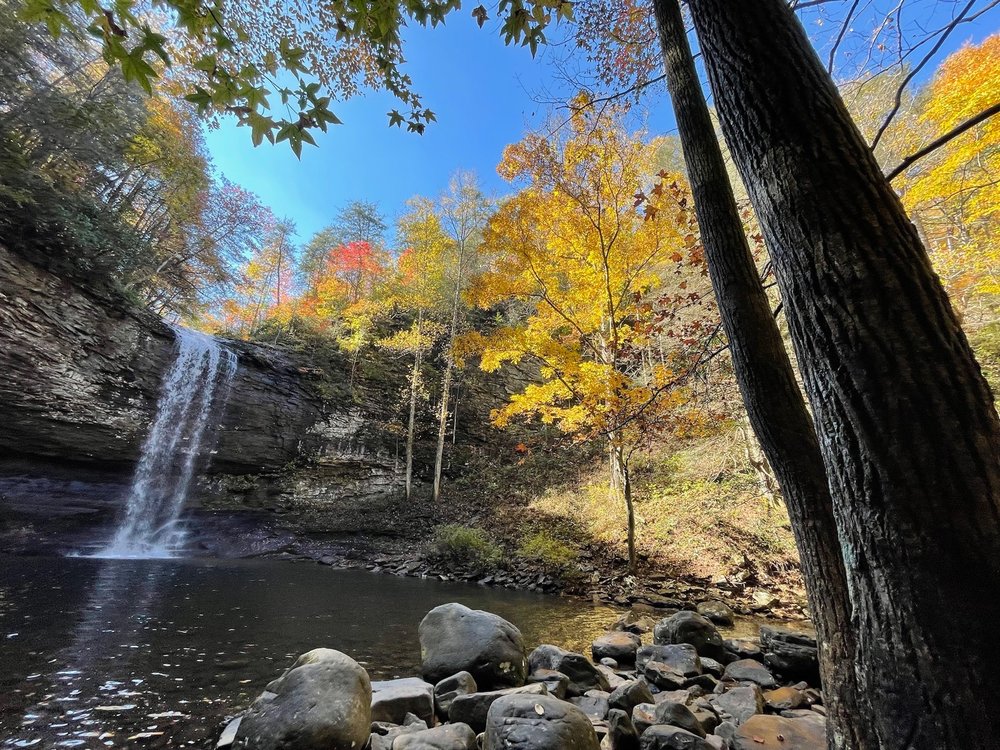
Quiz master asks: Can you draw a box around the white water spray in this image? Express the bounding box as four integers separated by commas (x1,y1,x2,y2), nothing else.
95,326,237,559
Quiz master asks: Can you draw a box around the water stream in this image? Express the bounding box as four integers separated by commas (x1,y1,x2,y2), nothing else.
96,327,236,559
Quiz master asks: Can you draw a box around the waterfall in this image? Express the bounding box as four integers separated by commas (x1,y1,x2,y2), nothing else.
96,326,237,559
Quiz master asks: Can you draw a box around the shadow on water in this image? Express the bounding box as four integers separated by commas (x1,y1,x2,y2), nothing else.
0,555,621,748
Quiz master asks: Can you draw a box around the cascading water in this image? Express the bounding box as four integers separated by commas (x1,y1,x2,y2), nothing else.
95,326,237,558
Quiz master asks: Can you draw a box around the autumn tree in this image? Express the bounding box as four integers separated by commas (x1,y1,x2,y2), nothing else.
685,0,1000,746
471,109,712,571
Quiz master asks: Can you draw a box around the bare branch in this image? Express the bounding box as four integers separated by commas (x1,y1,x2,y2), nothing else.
887,100,1000,181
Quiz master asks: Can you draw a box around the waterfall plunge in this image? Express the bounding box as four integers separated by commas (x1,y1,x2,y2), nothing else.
96,326,237,559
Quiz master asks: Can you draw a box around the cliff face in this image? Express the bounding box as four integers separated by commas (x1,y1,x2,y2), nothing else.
0,245,403,553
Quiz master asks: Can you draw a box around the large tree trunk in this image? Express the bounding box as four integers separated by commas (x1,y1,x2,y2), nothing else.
687,0,1000,746
610,442,637,573
653,4,865,746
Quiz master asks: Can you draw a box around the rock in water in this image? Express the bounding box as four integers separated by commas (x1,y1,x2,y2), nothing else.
419,603,527,689
528,644,610,696
653,613,725,661
235,649,370,750
592,632,641,664
483,693,600,750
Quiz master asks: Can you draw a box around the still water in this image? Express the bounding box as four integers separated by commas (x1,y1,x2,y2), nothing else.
0,556,620,748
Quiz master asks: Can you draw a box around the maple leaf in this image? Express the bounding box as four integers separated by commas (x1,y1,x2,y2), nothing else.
472,5,489,27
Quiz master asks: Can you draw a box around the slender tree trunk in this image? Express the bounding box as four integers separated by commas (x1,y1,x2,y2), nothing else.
652,4,866,747
687,1,1000,746
610,441,637,573
406,313,424,501
433,243,467,501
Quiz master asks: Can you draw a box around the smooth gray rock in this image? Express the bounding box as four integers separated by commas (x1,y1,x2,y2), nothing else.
434,671,478,719
609,679,655,715
637,644,702,676
732,715,824,749
420,603,527,690
483,693,600,750
528,644,609,697
371,677,435,726
653,613,725,661
695,601,734,626
722,660,776,689
643,661,687,690
654,701,706,738
640,725,714,750
526,668,570,699
710,686,764,726
448,682,547,733
392,723,477,750
631,703,657,735
570,691,610,720
592,632,641,664
235,649,371,750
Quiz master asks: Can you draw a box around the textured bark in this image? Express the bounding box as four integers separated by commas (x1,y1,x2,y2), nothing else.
653,4,865,746
687,0,1000,746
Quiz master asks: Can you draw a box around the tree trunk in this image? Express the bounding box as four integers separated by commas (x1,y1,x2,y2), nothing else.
433,240,468,502
652,4,866,747
610,443,637,573
406,317,423,501
687,1,1000,746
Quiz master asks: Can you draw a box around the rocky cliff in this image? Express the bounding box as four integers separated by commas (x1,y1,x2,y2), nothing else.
0,245,404,554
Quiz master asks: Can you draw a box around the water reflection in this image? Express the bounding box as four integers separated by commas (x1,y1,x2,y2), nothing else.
4,560,176,747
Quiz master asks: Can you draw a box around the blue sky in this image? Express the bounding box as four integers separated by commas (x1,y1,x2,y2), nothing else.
205,3,999,248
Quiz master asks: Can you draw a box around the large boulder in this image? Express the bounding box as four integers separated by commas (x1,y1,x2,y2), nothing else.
528,644,609,696
393,723,478,750
639,725,715,750
592,632,642,664
235,649,371,750
371,677,435,725
758,627,819,683
448,683,547,733
653,613,725,661
420,603,527,690
732,715,825,749
483,693,600,750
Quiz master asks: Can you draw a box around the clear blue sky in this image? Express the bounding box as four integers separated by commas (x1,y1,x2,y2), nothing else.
204,4,999,248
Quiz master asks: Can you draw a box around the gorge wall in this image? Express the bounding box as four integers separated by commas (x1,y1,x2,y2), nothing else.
0,245,405,555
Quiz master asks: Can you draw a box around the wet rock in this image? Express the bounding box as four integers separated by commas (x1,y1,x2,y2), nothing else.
608,708,640,750
639,725,714,750
448,682,547,733
371,677,435,726
654,701,706,737
483,693,600,750
722,660,776,689
653,613,725,661
593,632,641,664
637,644,702,677
758,627,818,683
235,648,371,750
763,687,804,711
609,680,655,715
644,661,687,690
571,691,611,720
528,644,609,696
420,603,527,690
526,669,570,699
612,610,658,635
393,723,478,750
710,686,764,726
434,671,478,719
695,601,734,627
732,715,825,749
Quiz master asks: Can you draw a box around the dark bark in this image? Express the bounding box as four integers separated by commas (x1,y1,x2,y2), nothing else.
686,0,1000,746
653,3,865,747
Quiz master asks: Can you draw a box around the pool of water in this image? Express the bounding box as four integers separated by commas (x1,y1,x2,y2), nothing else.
0,556,621,748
